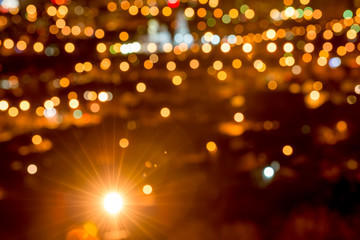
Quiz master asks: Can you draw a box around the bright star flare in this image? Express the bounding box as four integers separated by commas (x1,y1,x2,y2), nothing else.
103,192,124,214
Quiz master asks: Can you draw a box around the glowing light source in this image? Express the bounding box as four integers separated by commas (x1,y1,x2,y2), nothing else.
119,62,130,72
96,43,106,53
206,141,217,152
160,107,170,117
263,166,274,179
266,43,277,53
213,60,223,70
284,6,295,17
220,43,230,53
47,6,57,16
4,39,14,49
27,164,37,174
88,103,99,113
270,9,281,20
266,29,276,39
329,57,341,68
242,43,252,53
143,185,152,195
32,135,42,145
167,0,180,8
8,107,19,117
44,108,57,118
343,10,353,19
1,0,19,10
244,9,255,19
234,112,244,122
336,121,347,132
172,75,182,85
69,99,79,109
310,90,320,100
217,71,227,80
119,138,129,148
190,59,199,69
103,192,123,214
44,100,54,109
0,100,9,111
254,60,266,72
166,61,176,71
232,59,242,69
282,145,293,156
355,85,360,94
100,58,111,70
19,100,30,111
64,43,75,53
283,42,294,53
98,92,109,102
136,82,146,92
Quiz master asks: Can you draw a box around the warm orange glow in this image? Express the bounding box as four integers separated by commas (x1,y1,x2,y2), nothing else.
27,164,38,174
234,112,244,122
143,185,152,195
282,145,293,156
206,141,217,152
160,107,170,118
119,138,129,148
103,192,124,214
32,135,42,145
